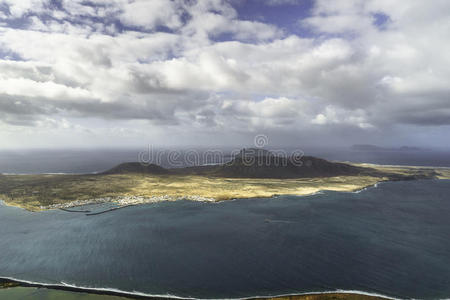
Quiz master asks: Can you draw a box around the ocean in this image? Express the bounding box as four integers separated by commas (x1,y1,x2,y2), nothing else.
1,148,450,174
1,179,450,299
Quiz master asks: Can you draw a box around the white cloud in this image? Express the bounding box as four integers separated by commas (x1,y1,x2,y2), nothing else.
312,106,374,129
1,0,47,17
0,0,449,147
180,0,283,42
119,0,183,30
0,78,94,100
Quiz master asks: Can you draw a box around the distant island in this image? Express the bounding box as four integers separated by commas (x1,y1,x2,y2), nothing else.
0,148,448,211
351,144,426,152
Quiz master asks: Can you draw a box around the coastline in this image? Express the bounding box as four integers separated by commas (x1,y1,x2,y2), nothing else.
2,176,446,213
0,278,395,300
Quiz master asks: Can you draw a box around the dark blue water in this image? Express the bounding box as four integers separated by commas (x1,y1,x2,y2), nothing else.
1,180,450,299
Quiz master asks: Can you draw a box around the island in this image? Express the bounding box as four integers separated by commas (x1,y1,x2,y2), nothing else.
0,148,449,211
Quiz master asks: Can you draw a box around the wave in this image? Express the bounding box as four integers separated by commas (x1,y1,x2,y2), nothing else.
0,276,401,300
1,276,188,299
0,199,26,211
351,181,382,194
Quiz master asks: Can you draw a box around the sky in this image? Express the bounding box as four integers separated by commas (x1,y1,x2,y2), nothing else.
0,0,449,149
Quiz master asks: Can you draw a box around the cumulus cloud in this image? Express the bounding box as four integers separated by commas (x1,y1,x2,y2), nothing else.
119,0,184,30
0,0,449,148
1,0,47,17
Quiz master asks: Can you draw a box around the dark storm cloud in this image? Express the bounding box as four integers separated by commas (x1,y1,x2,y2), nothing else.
395,109,450,126
0,89,211,126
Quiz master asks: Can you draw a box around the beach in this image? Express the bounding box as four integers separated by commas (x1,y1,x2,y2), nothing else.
0,279,391,300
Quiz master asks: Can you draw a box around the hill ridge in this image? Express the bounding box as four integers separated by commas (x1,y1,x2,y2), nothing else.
102,149,375,179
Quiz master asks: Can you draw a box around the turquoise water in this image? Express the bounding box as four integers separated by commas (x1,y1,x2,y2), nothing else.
1,180,450,299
